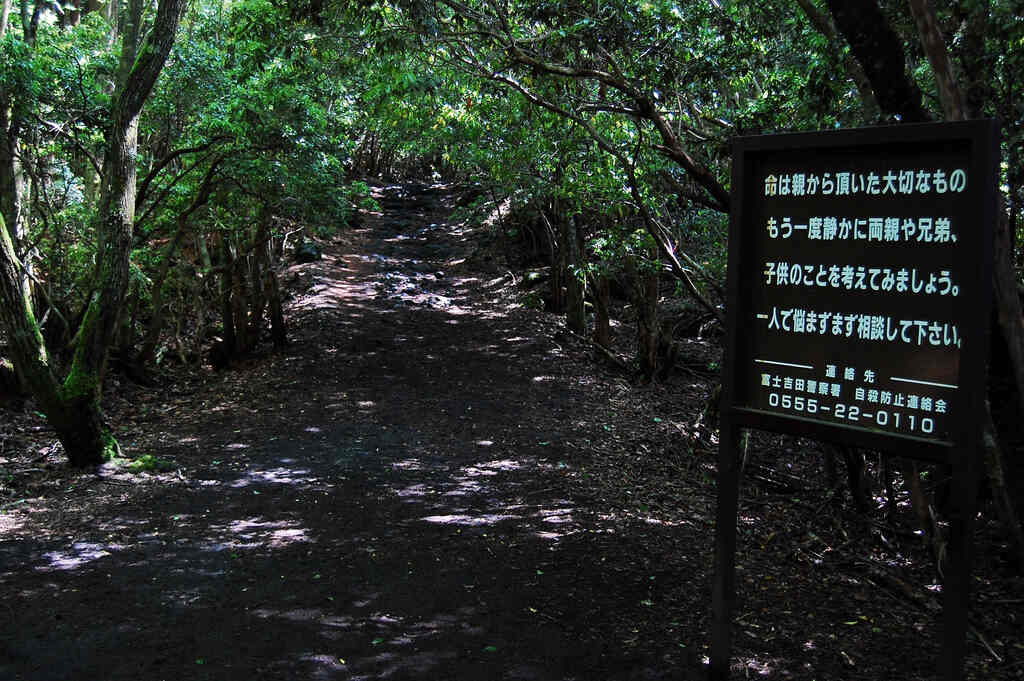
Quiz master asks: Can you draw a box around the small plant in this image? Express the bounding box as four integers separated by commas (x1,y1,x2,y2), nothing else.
124,454,175,473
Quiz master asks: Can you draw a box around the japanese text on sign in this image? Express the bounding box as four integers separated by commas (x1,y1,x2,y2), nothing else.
764,168,967,197
765,215,956,242
741,156,973,442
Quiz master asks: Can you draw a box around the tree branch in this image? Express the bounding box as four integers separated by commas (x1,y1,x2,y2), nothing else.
136,136,232,210
31,115,103,177
907,0,965,121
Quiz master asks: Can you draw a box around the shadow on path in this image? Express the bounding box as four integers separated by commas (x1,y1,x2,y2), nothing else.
0,184,709,681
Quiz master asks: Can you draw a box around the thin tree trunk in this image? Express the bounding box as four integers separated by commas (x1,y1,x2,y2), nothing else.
630,251,660,380
0,214,62,411
231,237,252,352
137,162,220,364
900,459,936,545
0,99,31,301
138,230,190,364
253,204,287,348
544,204,566,313
218,232,236,357
592,273,611,348
907,0,965,121
264,260,287,348
0,0,11,37
247,256,267,343
192,232,213,360
563,214,585,334
841,446,870,513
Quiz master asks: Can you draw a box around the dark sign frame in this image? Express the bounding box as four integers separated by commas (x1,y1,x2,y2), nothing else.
712,120,999,681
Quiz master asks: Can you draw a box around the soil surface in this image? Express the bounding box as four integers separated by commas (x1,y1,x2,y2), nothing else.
1,184,1022,681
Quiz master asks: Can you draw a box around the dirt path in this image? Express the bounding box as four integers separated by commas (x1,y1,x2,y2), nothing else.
0,185,710,681
3,184,1021,681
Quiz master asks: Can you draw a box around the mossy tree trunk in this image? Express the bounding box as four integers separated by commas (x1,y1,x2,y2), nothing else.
0,0,186,467
0,9,36,391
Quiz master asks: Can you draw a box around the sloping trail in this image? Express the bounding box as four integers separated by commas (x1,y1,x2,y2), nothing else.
0,184,710,680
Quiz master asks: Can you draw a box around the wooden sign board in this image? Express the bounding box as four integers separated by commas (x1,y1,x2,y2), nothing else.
712,120,999,681
723,120,998,461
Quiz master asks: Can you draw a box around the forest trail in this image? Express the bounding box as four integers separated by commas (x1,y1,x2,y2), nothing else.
3,184,1019,681
0,184,712,680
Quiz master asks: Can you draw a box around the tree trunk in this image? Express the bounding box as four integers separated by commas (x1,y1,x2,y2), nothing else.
592,273,611,348
545,205,566,313
0,100,31,302
841,446,870,513
191,232,214,360
794,0,880,121
0,214,113,466
823,0,930,122
253,204,287,348
907,0,965,121
629,252,660,380
138,231,187,365
0,0,187,466
0,0,11,38
265,262,287,348
247,256,267,343
138,163,220,364
217,232,237,357
563,215,585,335
230,236,252,352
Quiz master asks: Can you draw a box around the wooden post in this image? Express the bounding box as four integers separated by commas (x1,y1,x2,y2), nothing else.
939,446,980,681
710,421,741,680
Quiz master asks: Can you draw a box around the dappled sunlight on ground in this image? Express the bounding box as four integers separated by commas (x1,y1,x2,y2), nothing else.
38,541,117,572
219,516,313,548
420,512,520,526
228,465,325,488
3,183,975,681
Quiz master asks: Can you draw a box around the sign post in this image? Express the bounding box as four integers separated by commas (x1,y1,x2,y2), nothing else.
712,120,999,681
